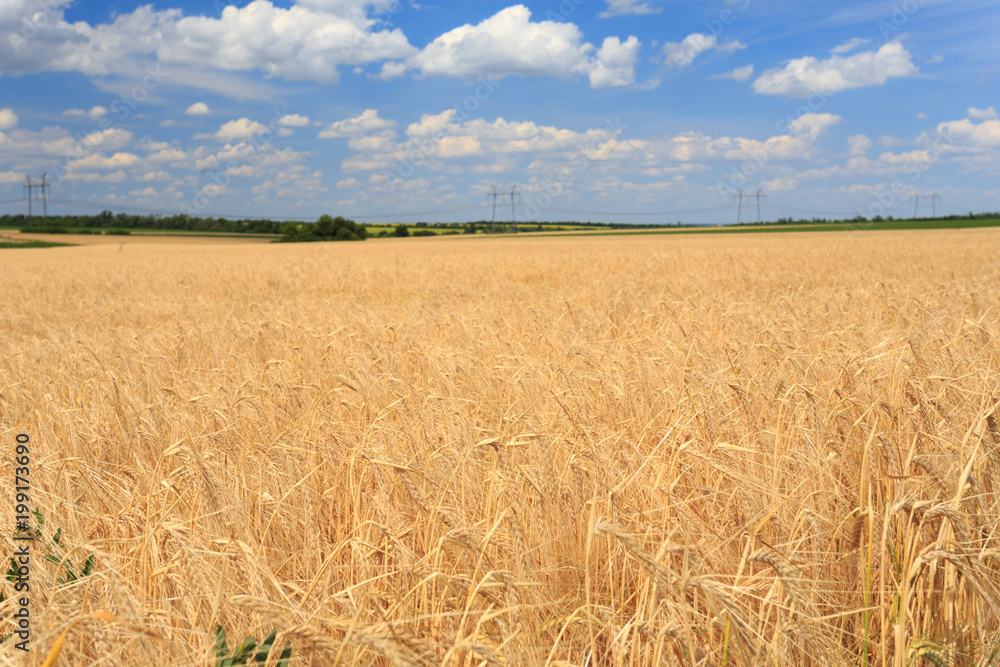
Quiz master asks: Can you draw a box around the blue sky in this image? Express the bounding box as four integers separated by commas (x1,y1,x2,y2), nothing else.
0,0,997,224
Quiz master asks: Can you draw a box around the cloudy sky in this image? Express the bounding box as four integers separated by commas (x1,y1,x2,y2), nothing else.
0,0,997,224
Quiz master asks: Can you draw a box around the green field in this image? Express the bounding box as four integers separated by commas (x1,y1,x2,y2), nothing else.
522,217,1000,238
0,238,73,248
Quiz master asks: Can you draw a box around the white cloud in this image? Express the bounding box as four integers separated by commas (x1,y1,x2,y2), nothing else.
848,134,872,156
752,41,917,98
81,128,134,151
789,113,841,142
934,117,1000,149
916,112,928,120
379,6,640,89
68,152,141,170
710,64,754,81
588,36,641,88
663,33,744,69
212,118,268,141
277,114,310,127
830,38,869,54
926,54,944,65
185,102,211,115
599,0,661,18
63,106,108,120
0,108,17,130
0,0,416,86
319,109,396,139
968,107,999,121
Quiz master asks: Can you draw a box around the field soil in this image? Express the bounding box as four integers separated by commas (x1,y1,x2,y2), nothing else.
2,229,999,665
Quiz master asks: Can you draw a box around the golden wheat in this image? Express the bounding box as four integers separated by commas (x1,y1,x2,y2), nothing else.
1,229,999,665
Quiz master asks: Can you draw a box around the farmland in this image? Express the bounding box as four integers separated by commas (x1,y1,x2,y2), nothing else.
2,229,999,665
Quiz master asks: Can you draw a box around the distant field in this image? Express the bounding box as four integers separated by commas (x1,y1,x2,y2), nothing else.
0,237,72,248
3,228,999,665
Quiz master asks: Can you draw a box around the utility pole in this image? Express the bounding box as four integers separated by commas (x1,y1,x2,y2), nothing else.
911,193,920,218
733,189,743,225
930,192,941,218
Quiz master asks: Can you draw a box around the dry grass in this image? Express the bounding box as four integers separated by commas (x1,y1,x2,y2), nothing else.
1,229,999,666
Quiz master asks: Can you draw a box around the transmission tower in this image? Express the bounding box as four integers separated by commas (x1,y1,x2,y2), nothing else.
488,186,499,232
486,185,521,232
24,174,48,221
733,189,766,224
910,192,941,218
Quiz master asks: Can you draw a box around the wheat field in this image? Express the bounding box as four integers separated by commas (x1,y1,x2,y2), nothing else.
1,229,999,666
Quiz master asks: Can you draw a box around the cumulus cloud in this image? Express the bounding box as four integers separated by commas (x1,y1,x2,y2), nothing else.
934,117,1000,149
319,109,396,139
599,0,661,18
185,102,211,115
378,6,640,89
212,118,269,141
68,152,141,170
0,108,18,130
277,114,310,127
968,107,999,121
788,113,841,142
663,33,745,69
0,0,416,86
752,41,917,98
588,36,641,88
849,134,872,156
710,64,754,81
63,106,108,120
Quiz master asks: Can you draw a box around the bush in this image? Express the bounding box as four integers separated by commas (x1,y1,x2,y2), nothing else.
280,215,368,243
412,230,435,237
104,229,132,236
392,224,410,238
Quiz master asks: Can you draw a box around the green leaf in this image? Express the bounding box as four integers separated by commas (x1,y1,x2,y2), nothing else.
254,629,277,664
277,640,292,667
51,527,61,547
232,636,257,663
214,626,230,662
81,555,95,577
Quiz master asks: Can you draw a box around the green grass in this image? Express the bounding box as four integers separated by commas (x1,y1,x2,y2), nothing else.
0,239,74,249
7,227,281,239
